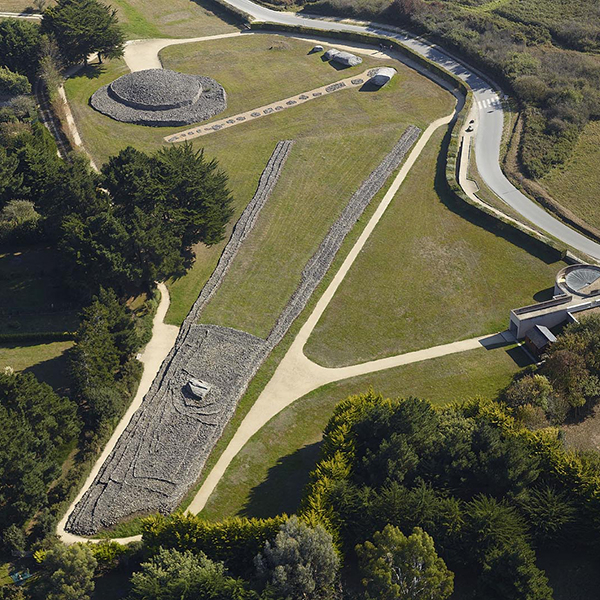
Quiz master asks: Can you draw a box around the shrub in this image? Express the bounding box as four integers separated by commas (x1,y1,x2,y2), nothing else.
0,66,31,96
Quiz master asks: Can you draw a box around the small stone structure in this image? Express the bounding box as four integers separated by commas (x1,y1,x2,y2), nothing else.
90,68,226,126
369,67,397,87
323,48,362,67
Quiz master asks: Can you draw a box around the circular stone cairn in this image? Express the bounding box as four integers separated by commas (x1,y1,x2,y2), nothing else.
90,68,227,127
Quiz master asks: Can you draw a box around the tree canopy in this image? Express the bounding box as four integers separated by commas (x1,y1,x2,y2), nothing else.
42,0,124,64
0,371,80,543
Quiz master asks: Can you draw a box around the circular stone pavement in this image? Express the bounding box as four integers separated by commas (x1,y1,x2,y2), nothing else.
90,68,227,127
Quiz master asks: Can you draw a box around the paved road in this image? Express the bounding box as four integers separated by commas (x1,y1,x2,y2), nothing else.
218,0,600,260
0,10,40,19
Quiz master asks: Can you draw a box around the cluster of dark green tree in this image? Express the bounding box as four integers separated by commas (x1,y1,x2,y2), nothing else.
0,371,80,553
0,118,233,297
0,0,123,87
301,392,600,599
7,516,341,600
504,315,600,424
300,0,600,179
0,288,155,555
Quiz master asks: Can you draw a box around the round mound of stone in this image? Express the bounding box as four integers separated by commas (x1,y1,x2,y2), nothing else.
90,68,227,127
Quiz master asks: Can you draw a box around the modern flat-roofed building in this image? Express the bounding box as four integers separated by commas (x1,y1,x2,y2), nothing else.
509,264,600,339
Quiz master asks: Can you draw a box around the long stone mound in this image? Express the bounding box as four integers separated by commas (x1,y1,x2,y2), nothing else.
90,69,227,127
66,141,295,535
66,128,421,534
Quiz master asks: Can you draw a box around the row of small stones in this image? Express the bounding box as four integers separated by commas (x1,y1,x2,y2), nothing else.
65,142,294,534
168,79,366,141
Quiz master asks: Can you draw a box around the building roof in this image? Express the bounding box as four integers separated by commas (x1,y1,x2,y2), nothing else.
526,324,557,349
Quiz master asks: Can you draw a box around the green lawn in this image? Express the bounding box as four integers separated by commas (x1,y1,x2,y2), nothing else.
199,343,528,521
542,120,600,232
303,127,565,367
65,35,453,327
0,0,35,10
105,0,236,39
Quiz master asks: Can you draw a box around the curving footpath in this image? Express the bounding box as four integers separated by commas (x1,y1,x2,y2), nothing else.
212,0,600,260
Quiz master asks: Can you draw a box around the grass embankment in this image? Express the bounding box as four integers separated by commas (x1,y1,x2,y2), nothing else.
104,0,236,39
200,343,530,521
65,35,453,326
304,127,564,367
542,121,600,232
0,247,79,388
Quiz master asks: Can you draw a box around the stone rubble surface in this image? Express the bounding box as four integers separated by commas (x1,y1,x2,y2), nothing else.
66,126,420,534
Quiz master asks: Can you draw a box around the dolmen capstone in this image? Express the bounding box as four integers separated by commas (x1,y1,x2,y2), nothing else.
90,68,227,126
369,67,397,87
323,48,362,67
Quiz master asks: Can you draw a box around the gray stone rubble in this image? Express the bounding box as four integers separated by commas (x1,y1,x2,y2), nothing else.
66,126,421,534
90,69,227,127
66,141,294,534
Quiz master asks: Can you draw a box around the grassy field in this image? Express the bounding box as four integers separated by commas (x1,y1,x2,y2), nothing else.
303,127,565,367
199,343,529,520
105,0,236,39
65,35,453,327
0,0,39,11
542,120,600,232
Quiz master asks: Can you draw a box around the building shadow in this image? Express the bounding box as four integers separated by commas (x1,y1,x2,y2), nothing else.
533,286,555,302
240,442,322,519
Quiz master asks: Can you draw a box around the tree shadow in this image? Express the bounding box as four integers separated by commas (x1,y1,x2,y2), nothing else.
240,442,322,519
190,0,245,28
24,349,72,395
433,125,563,266
77,63,105,81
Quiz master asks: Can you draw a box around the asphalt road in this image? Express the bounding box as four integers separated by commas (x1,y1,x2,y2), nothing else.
220,0,600,260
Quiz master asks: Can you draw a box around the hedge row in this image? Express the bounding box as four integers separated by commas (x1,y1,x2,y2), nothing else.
0,331,75,343
141,513,288,576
